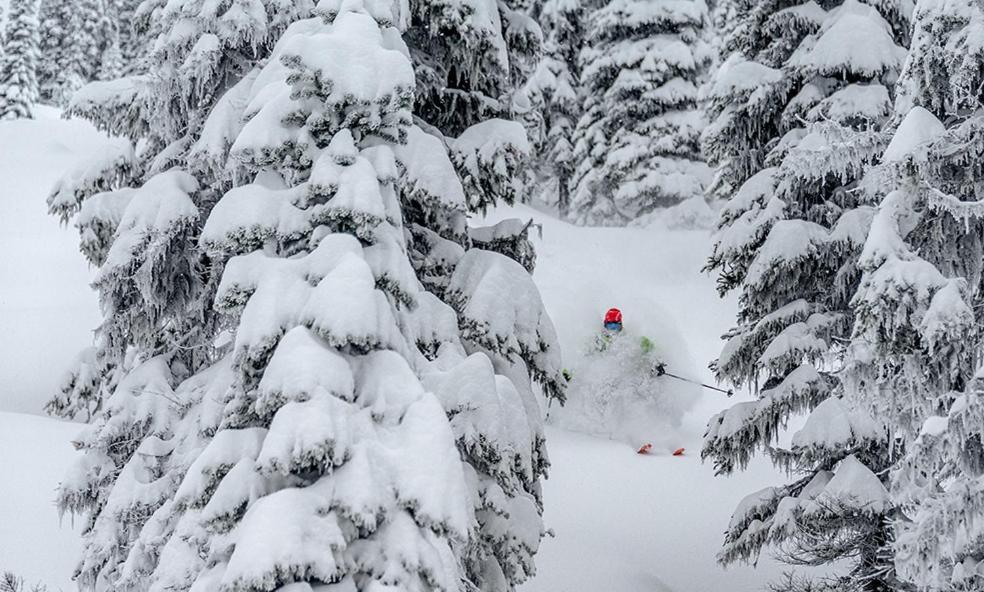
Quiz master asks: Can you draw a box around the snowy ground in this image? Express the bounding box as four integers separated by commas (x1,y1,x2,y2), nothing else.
0,411,82,591
0,115,815,591
0,107,105,415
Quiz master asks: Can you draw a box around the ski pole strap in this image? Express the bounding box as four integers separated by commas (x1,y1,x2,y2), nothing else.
662,371,734,396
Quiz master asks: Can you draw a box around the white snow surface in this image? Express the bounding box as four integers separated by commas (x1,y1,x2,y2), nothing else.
0,116,824,590
705,54,783,101
0,411,83,590
882,106,946,162
0,108,107,415
791,397,881,450
810,455,891,515
791,0,906,77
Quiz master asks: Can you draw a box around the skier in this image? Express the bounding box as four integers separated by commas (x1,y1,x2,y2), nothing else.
563,307,629,380
557,307,728,455
595,308,680,454
596,307,665,376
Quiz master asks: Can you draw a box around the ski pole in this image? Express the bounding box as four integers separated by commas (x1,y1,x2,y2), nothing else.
661,370,734,396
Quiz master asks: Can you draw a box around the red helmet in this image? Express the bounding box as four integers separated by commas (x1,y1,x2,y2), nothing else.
604,308,622,324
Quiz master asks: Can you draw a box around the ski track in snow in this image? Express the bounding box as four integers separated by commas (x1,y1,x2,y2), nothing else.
0,116,821,591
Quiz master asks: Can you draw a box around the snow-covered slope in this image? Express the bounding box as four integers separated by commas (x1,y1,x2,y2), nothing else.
0,108,106,415
0,411,81,591
533,427,800,592
0,115,817,591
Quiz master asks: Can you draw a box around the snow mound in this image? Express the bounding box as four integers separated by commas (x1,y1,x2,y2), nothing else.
791,397,882,451
791,0,906,77
882,106,946,162
705,54,782,101
808,455,890,515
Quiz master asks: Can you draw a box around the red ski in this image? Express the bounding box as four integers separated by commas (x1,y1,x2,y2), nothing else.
636,444,686,456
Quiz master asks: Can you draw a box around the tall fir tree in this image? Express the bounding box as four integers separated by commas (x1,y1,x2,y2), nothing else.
50,0,562,589
525,0,585,216
67,0,105,83
701,0,911,589
97,27,125,82
37,0,137,104
37,0,98,104
567,0,712,225
846,0,984,588
106,0,148,73
36,0,71,102
708,0,750,54
0,0,39,119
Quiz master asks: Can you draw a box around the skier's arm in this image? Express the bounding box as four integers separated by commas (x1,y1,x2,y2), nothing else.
639,337,665,375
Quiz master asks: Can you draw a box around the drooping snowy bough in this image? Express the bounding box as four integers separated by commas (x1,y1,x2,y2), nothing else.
51,0,563,590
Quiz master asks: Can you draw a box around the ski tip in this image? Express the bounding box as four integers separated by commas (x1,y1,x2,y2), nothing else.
672,447,686,456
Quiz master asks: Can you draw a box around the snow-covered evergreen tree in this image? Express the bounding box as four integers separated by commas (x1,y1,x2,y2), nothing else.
105,0,147,73
701,0,911,589
97,27,125,82
35,0,70,102
525,0,584,215
36,0,138,104
846,0,984,588
0,0,39,119
708,0,748,53
51,0,562,589
66,0,104,83
568,0,712,225
36,0,102,104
